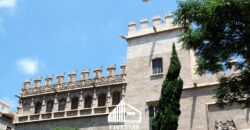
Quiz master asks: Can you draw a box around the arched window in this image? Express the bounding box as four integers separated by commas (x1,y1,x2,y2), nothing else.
58,99,66,111
84,96,92,108
23,100,30,112
34,102,42,114
98,93,106,107
112,91,121,105
152,58,163,74
71,97,79,110
46,100,54,112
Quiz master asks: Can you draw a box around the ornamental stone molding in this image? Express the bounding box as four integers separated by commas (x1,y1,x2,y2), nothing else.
214,119,237,130
21,64,126,97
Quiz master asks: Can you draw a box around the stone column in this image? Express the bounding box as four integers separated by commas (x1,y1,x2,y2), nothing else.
106,86,111,113
30,98,34,114
82,95,85,109
78,91,83,116
52,94,58,119
40,96,46,119
122,84,126,100
53,94,58,112
92,88,97,114
78,91,83,109
66,92,70,111
41,96,46,113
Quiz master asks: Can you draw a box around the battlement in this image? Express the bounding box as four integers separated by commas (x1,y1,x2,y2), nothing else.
123,13,182,39
21,64,126,97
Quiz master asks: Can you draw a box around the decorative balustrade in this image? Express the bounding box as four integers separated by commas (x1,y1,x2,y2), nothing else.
80,108,92,115
41,113,52,119
30,114,39,121
16,106,117,123
94,106,107,114
66,110,78,117
54,111,65,118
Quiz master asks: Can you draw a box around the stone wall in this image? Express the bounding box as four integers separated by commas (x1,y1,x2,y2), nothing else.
15,85,250,130
15,115,109,130
0,117,14,130
124,19,249,130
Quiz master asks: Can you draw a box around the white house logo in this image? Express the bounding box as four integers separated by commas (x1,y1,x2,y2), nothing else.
108,100,141,130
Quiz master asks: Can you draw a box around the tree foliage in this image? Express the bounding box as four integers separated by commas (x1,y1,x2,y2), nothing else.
174,0,250,107
153,44,183,130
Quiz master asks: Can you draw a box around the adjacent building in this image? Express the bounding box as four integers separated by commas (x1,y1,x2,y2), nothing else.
0,100,15,130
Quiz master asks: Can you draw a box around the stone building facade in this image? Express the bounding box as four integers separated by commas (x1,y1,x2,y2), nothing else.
14,14,250,130
0,100,15,130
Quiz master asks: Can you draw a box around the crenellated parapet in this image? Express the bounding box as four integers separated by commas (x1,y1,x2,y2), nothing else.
21,64,126,97
123,13,182,39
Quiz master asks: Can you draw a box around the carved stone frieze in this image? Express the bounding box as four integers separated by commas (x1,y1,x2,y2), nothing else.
21,75,126,96
214,119,237,130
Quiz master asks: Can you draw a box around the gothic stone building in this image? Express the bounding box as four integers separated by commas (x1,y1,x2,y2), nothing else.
14,14,250,130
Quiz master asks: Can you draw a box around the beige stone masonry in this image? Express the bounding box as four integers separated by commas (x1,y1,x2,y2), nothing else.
126,13,181,39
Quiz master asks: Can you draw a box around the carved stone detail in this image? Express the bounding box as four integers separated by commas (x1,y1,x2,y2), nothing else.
215,119,237,130
22,75,125,96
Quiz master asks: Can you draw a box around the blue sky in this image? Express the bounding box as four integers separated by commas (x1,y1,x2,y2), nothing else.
0,0,177,111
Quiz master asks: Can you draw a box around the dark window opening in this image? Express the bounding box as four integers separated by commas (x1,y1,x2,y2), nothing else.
58,99,66,111
152,58,163,74
23,101,30,112
46,100,54,112
98,93,106,107
112,92,121,105
71,97,79,110
34,102,42,114
84,96,92,108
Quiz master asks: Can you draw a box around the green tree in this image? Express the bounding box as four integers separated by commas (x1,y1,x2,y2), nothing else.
153,44,183,130
174,0,250,108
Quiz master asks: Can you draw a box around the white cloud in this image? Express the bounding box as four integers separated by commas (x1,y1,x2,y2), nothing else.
0,0,16,10
16,58,40,75
0,0,17,34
